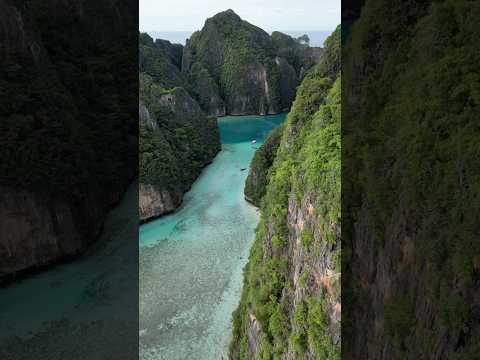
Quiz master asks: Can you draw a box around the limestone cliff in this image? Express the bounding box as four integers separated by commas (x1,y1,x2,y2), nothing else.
0,185,121,278
0,0,137,281
139,84,220,221
230,26,341,360
139,33,187,89
182,10,315,116
137,12,318,220
343,1,480,359
138,184,181,220
139,36,221,221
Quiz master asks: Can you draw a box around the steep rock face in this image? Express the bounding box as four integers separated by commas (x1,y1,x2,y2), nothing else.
0,0,137,280
138,184,181,220
153,38,184,69
139,85,221,221
182,10,313,116
139,100,157,130
187,61,226,116
139,68,221,221
344,1,480,359
275,57,299,111
230,26,341,360
0,185,121,277
271,31,316,76
139,33,187,89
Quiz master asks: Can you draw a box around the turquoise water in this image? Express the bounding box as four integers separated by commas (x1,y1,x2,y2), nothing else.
0,184,139,359
139,113,286,360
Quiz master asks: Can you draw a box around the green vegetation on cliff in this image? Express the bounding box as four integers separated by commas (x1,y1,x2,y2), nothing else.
230,26,341,360
139,74,220,196
183,10,316,116
0,0,137,197
139,33,187,90
271,31,316,75
343,1,480,358
139,33,220,219
244,125,283,206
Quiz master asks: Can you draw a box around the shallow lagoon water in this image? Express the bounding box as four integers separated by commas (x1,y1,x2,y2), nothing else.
139,113,286,360
0,183,139,359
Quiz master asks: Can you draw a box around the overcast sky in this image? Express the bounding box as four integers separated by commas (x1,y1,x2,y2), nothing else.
139,0,340,32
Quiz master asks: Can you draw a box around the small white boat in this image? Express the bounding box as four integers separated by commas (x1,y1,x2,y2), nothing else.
251,139,257,144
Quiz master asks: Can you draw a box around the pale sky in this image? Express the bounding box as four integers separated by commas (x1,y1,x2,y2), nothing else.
139,0,340,32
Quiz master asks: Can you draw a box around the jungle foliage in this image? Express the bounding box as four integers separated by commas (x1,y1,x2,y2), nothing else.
230,26,341,360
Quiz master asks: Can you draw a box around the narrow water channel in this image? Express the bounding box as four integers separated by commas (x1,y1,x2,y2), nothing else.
139,114,287,360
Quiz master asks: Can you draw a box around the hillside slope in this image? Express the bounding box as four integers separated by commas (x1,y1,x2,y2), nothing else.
230,26,341,360
139,34,220,221
244,125,284,206
343,1,480,358
182,10,316,116
0,0,137,280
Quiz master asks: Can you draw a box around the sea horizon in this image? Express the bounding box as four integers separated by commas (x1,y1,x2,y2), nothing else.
145,29,334,47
